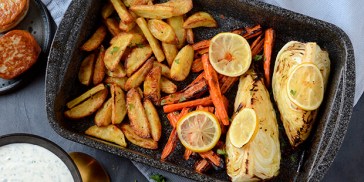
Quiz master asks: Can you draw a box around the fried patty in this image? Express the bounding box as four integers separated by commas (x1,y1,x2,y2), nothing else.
0,0,29,32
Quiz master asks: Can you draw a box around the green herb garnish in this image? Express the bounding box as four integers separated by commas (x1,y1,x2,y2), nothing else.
128,103,134,110
179,96,186,103
111,46,119,55
253,54,263,61
150,174,166,182
136,43,145,48
174,59,180,64
217,149,228,157
160,99,166,105
290,89,296,96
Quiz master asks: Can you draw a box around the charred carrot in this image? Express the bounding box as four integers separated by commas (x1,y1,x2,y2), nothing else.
190,71,205,85
191,58,204,73
167,112,179,128
231,28,243,35
184,149,193,160
179,107,190,119
198,48,209,55
201,54,229,125
250,34,263,51
220,76,239,94
263,28,274,87
199,150,223,168
194,159,211,173
251,37,264,58
192,40,211,50
242,24,263,40
161,128,178,160
163,97,212,113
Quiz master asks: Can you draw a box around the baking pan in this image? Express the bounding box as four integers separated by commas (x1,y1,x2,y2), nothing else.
45,0,355,181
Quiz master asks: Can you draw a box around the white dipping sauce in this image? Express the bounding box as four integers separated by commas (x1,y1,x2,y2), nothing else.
0,143,74,182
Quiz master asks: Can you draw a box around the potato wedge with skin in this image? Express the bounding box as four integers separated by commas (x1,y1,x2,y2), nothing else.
85,125,127,147
130,5,174,19
160,77,177,94
93,46,106,85
183,12,217,28
111,84,127,124
64,89,108,119
104,77,127,91
186,28,194,44
167,16,186,49
104,18,121,36
94,98,113,127
136,87,144,99
126,88,151,138
79,53,95,86
143,99,162,141
123,0,150,7
110,32,145,48
101,2,115,19
104,33,133,71
153,61,170,78
66,84,105,109
144,66,161,105
125,45,153,77
121,124,157,149
119,11,137,32
158,0,193,16
124,57,154,90
148,19,177,44
170,45,194,81
110,0,134,24
81,26,107,52
161,43,178,66
106,63,126,78
136,17,165,62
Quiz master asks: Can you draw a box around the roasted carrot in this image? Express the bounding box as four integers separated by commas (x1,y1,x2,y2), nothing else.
250,34,263,51
161,128,178,160
251,37,264,58
190,71,205,85
199,150,223,168
163,96,213,113
191,58,204,73
198,48,209,55
167,112,179,128
184,149,193,160
196,105,214,113
201,54,229,125
231,28,243,35
160,78,208,105
242,24,263,40
220,76,239,94
194,159,211,173
263,28,274,87
192,40,210,50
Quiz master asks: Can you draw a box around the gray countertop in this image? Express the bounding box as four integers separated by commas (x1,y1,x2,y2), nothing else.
0,67,363,182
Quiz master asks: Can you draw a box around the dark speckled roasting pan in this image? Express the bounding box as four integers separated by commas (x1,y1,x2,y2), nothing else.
45,0,355,181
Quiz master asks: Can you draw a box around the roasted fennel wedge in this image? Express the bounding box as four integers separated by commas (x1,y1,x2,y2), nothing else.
226,70,281,181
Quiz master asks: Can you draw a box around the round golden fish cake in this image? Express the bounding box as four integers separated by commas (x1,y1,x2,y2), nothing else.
0,30,41,79
0,0,29,32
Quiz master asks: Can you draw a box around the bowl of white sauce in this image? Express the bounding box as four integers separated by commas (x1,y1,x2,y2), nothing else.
0,133,82,181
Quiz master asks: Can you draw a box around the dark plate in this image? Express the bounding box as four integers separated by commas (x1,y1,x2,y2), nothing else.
45,0,355,181
0,133,82,181
0,0,54,94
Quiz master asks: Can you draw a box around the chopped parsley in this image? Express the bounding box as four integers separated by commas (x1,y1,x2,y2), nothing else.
110,46,119,55
174,59,180,64
253,54,263,61
150,174,166,182
179,96,186,103
290,89,296,96
136,43,145,48
160,99,166,105
128,103,134,110
217,149,228,157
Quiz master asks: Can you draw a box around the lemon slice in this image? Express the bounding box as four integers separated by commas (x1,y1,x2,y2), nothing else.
287,63,324,110
209,32,252,77
229,108,257,148
176,111,221,152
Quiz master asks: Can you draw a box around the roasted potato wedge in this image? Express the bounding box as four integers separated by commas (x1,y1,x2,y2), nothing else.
160,77,177,94
143,99,162,141
66,84,106,109
170,45,194,81
101,2,115,19
153,61,170,78
130,5,174,19
136,17,165,62
64,89,108,119
125,45,153,77
121,124,157,149
106,63,126,78
123,0,150,7
161,43,178,66
81,26,107,51
110,0,134,24
104,18,121,36
93,46,106,85
158,0,193,16
144,66,161,105
104,77,127,91
94,98,113,127
167,16,186,49
183,12,217,28
104,33,133,71
148,19,177,44
78,53,95,86
119,11,137,32
136,87,144,99
124,56,154,91
186,28,194,44
126,88,151,138
128,33,146,47
85,125,127,147
111,84,127,124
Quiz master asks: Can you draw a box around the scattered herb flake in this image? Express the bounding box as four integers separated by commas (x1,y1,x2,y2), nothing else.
128,103,134,110
150,174,166,182
290,89,296,96
174,59,180,64
160,99,166,105
217,149,228,157
179,96,186,103
136,43,145,48
253,54,263,61
111,46,119,55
